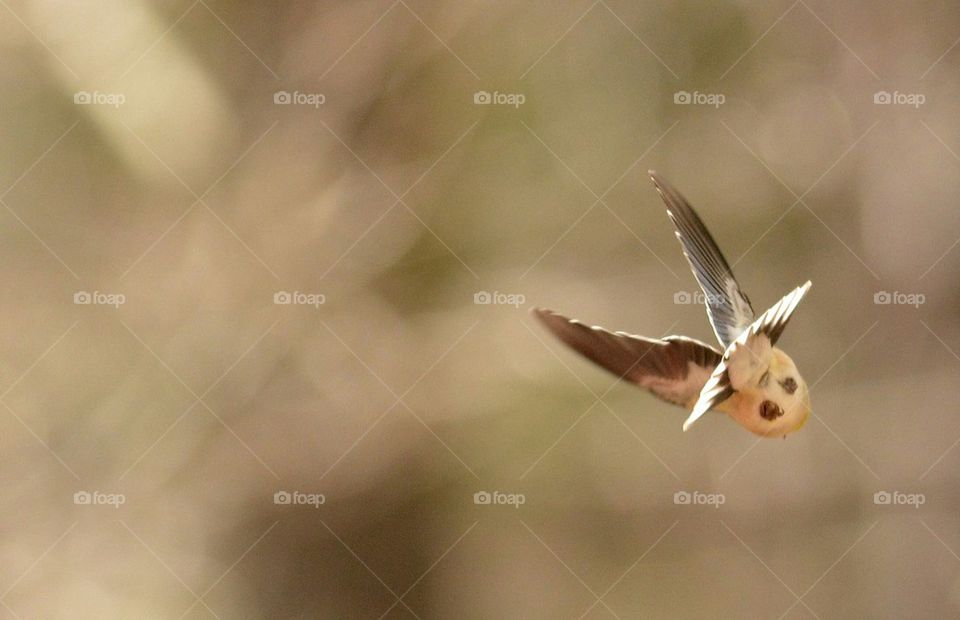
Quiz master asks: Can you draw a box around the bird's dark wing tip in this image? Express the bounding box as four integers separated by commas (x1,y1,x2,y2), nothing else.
531,307,565,327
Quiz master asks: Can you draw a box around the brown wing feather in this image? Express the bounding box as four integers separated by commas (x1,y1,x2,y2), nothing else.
533,308,722,407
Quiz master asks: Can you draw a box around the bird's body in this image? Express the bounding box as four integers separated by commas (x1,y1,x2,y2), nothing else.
534,172,812,438
718,347,810,436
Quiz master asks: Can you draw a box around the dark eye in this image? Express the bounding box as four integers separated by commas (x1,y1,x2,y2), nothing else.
760,400,784,421
780,377,798,395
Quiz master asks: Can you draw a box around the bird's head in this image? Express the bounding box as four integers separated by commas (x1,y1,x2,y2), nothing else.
755,348,810,436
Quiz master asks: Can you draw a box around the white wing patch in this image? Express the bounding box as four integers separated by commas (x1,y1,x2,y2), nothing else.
642,360,715,408
725,332,772,390
724,277,755,344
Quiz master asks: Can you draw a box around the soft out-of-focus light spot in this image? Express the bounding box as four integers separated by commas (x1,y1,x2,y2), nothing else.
107,59,235,186
861,125,960,283
29,0,153,73
0,14,30,48
31,0,235,187
663,116,791,225
756,82,852,189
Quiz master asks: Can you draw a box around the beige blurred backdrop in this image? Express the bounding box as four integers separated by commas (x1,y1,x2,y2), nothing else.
1,0,960,617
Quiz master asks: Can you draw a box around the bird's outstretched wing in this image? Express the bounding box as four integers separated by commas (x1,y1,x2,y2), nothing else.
681,281,812,431
533,308,723,407
649,171,755,348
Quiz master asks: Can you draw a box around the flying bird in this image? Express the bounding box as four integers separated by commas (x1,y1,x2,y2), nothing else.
534,171,812,437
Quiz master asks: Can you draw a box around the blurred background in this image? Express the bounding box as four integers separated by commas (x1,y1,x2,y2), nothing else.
1,0,960,617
